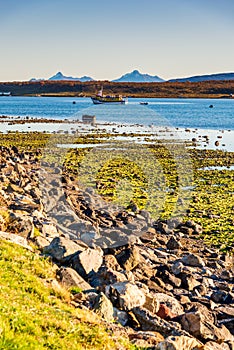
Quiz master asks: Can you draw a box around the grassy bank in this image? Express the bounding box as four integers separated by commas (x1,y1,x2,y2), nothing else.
0,239,137,350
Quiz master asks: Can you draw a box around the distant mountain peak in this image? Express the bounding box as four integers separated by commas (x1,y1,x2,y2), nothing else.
48,72,94,82
112,70,165,83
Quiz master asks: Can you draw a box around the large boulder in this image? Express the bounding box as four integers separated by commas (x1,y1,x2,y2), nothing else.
43,236,87,262
132,307,187,336
93,292,114,322
70,247,103,277
116,246,141,271
181,307,234,342
106,282,146,311
57,267,92,291
155,293,184,316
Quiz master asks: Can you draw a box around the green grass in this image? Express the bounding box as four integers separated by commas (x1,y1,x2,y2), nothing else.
0,240,137,350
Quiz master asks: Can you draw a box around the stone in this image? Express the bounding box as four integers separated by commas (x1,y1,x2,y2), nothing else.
203,342,231,350
166,236,182,250
129,330,164,348
8,214,34,238
180,273,201,291
113,307,129,326
57,267,92,291
106,282,146,311
42,224,58,238
171,261,184,275
71,247,103,277
143,293,160,314
116,245,141,271
157,335,203,350
93,292,114,322
181,308,234,342
163,271,181,288
0,231,34,251
181,254,205,268
156,304,177,320
103,254,121,271
43,237,86,262
89,267,127,289
80,231,99,245
32,236,50,250
154,293,184,316
211,290,232,304
179,226,194,235
132,307,187,336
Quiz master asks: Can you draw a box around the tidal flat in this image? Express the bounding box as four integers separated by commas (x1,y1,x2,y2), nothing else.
0,127,233,253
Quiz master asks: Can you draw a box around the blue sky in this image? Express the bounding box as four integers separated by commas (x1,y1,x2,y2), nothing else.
0,0,234,81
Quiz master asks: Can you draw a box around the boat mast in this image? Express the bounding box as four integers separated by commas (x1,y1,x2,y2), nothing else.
97,86,103,97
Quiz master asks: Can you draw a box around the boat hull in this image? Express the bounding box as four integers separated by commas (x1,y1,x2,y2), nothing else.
91,97,126,105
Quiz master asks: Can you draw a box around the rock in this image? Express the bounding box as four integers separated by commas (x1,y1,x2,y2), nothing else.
180,273,201,291
93,292,114,322
32,236,50,250
113,307,129,326
155,293,184,316
162,271,181,288
171,261,184,275
166,236,182,250
106,282,146,311
42,224,58,238
181,307,234,342
71,247,103,277
179,226,194,235
103,255,121,271
57,267,92,291
129,330,164,348
203,342,231,350
116,246,141,271
80,231,100,245
220,270,233,281
181,254,205,268
8,214,34,238
43,237,86,262
143,293,160,314
157,335,203,350
156,304,177,320
132,307,187,336
211,290,232,304
89,266,128,289
0,231,33,251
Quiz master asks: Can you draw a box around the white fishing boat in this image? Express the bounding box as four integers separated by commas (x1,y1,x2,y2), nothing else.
91,87,127,104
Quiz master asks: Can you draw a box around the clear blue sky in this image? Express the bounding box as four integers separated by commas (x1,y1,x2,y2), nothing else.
0,0,234,81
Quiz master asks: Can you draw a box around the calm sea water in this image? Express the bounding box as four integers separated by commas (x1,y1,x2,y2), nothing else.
0,96,234,130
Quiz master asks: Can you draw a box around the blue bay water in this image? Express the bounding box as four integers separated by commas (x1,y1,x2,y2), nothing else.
0,96,233,130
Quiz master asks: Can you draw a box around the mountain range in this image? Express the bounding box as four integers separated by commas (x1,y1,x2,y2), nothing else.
30,70,234,83
30,72,94,82
112,70,164,82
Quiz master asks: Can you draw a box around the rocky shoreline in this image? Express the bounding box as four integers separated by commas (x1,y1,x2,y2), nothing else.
0,145,233,350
